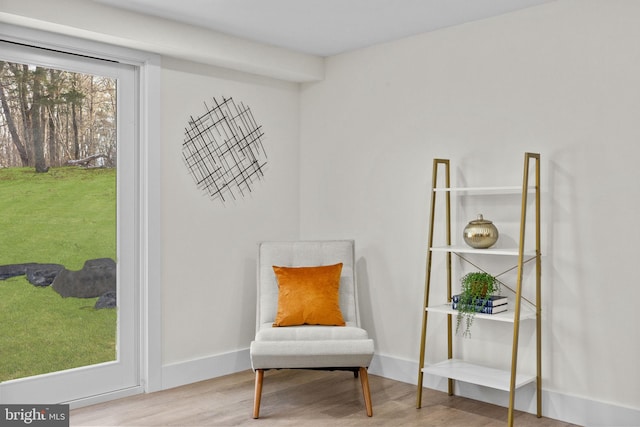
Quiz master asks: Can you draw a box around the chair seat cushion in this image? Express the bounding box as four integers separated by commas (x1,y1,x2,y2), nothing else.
255,322,368,341
250,323,374,369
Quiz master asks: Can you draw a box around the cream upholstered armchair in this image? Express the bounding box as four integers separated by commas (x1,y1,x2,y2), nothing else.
249,240,374,418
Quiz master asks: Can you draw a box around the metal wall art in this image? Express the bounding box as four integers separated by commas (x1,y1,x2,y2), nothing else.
183,96,267,203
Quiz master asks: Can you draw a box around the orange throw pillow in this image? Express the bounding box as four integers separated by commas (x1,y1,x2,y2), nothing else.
272,263,346,327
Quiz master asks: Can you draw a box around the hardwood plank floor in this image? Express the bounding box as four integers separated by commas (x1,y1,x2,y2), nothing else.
71,369,580,426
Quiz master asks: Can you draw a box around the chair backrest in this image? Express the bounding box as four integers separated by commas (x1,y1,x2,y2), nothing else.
256,240,359,330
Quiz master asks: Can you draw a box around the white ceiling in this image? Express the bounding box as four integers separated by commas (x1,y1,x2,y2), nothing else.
94,0,552,57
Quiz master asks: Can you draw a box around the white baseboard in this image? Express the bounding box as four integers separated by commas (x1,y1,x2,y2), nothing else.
161,349,251,390
160,350,639,426
368,353,640,427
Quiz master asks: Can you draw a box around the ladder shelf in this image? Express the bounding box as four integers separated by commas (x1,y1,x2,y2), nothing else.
430,245,537,257
415,153,542,427
425,303,536,323
422,359,537,392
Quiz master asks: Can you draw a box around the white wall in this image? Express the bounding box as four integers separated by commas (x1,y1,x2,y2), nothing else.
0,0,305,390
300,0,640,424
5,0,640,424
160,58,301,366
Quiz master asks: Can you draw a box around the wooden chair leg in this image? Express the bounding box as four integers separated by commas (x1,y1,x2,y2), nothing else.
253,369,264,419
359,367,373,417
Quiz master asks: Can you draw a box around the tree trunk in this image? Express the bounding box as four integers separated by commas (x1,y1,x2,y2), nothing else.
48,69,59,166
70,76,81,160
48,107,57,166
72,102,79,160
32,67,48,173
0,79,29,166
66,153,107,167
14,64,34,166
88,76,95,157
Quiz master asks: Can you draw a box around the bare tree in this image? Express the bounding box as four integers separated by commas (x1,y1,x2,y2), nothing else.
66,77,83,161
32,66,48,173
0,62,29,166
46,68,62,166
0,61,116,170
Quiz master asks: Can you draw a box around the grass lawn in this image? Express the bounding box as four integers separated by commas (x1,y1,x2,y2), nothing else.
0,167,117,382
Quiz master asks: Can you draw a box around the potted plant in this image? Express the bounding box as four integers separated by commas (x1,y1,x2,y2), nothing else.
455,271,500,337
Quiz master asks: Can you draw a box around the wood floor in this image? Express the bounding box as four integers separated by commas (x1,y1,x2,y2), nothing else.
71,369,579,427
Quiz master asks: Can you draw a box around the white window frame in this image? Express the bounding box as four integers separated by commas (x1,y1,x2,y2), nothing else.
0,22,163,401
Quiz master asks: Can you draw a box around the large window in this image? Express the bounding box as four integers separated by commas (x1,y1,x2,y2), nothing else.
0,60,119,381
0,33,160,405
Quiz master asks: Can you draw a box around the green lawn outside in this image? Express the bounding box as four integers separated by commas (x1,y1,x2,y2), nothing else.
0,167,117,382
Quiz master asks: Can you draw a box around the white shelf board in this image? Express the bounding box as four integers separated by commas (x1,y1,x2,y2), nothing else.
430,245,537,257
426,303,536,322
421,359,536,391
432,186,535,193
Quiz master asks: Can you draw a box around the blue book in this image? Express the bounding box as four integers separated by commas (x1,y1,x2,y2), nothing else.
452,294,508,307
452,302,508,314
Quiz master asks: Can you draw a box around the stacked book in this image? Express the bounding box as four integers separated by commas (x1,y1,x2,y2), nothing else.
452,294,508,314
